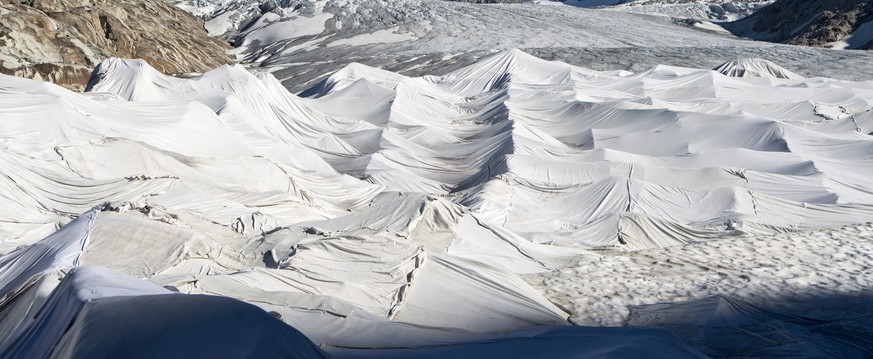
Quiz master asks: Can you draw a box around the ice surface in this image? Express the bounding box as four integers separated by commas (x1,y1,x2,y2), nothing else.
563,0,773,21
169,0,873,94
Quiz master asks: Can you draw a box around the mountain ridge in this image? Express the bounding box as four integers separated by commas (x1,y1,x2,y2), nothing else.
729,0,873,50
0,0,232,90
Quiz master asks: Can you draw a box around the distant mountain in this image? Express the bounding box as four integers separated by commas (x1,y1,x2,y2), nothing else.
0,0,231,90
729,0,873,50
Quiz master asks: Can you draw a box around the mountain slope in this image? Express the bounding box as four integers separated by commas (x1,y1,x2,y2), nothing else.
729,0,873,50
0,0,231,90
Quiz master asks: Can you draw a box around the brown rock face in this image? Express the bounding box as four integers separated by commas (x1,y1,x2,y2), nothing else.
0,0,231,90
731,0,873,50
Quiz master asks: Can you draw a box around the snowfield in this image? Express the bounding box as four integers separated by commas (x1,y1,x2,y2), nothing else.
0,47,872,356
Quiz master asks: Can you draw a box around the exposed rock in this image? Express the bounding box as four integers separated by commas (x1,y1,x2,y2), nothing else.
729,0,873,50
0,0,231,90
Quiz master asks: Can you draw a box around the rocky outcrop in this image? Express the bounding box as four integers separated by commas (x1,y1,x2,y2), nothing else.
0,0,231,90
729,0,873,50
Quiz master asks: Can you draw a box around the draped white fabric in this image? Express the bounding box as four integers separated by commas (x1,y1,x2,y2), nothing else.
1,50,872,357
